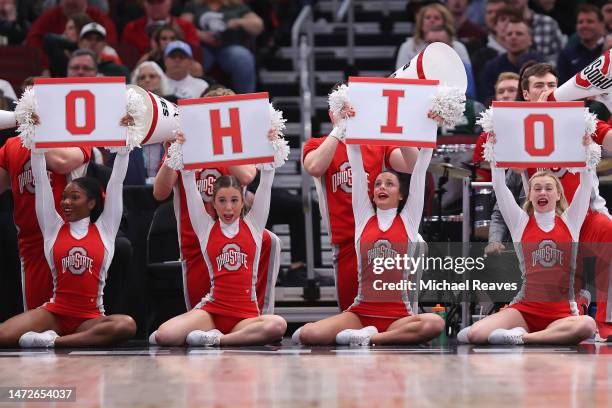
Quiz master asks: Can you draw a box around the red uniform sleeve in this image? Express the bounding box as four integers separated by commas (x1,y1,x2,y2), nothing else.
383,145,401,170
80,147,92,164
302,137,325,162
593,119,610,146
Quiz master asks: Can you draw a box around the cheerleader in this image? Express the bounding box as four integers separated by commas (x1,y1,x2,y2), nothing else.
151,132,286,346
465,135,596,345
0,117,136,348
296,113,445,346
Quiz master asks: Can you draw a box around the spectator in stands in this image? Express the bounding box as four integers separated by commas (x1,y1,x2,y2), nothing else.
603,1,612,33
78,22,130,80
479,18,542,103
466,0,486,27
472,4,520,95
0,0,29,45
44,12,92,77
473,72,519,182
121,0,199,55
395,3,472,70
529,0,577,36
423,25,477,99
181,0,264,94
26,0,117,69
66,48,98,77
447,0,487,53
135,24,203,78
557,4,605,84
508,0,565,63
164,40,209,99
131,61,171,181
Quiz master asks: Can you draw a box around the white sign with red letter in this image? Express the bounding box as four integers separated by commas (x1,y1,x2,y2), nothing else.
34,77,126,148
179,92,273,169
345,77,439,147
492,101,586,168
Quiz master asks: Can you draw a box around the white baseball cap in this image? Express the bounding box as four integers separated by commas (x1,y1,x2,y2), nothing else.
80,22,107,39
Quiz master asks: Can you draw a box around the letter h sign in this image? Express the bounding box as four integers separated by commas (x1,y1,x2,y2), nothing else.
179,92,275,170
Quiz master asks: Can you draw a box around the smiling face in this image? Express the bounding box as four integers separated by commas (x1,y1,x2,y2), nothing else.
213,186,244,224
528,176,561,213
373,172,403,210
62,182,96,222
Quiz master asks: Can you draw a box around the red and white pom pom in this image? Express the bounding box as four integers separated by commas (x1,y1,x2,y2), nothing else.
269,103,287,138
482,133,496,164
15,87,37,150
476,107,494,135
584,108,597,141
263,103,289,169
430,85,465,128
328,84,349,121
165,133,184,170
125,87,147,150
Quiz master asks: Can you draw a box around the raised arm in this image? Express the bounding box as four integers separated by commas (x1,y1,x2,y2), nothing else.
96,149,129,239
346,144,375,237
491,164,529,242
303,135,341,177
181,169,214,244
399,147,433,233
247,166,275,235
31,150,63,240
564,167,593,238
229,164,256,186
153,161,178,201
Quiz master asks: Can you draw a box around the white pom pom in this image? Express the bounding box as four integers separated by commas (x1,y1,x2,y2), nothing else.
430,85,465,128
165,140,184,170
269,103,287,139
270,136,290,168
125,87,147,150
328,84,349,121
586,141,601,169
15,87,37,150
584,108,597,140
476,108,494,135
482,134,495,164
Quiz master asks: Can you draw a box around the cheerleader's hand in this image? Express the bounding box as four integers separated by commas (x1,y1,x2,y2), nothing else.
31,112,40,125
427,110,444,126
119,114,135,127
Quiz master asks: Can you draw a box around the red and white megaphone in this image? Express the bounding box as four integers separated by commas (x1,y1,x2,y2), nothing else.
548,50,612,104
128,85,178,145
390,42,468,94
0,109,16,130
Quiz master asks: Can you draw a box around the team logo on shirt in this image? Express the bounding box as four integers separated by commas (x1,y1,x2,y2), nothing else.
195,169,222,202
531,240,564,268
61,247,94,275
17,160,53,195
216,243,248,271
331,162,353,193
575,53,612,90
367,239,398,265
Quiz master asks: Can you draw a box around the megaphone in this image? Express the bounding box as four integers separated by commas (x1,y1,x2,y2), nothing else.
549,50,612,102
128,85,178,145
0,109,16,130
390,42,468,94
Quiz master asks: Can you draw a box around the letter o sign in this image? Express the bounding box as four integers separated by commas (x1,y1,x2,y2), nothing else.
524,114,554,157
66,90,96,135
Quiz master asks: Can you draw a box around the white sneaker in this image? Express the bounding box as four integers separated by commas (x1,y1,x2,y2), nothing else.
457,326,471,344
19,330,59,348
291,327,303,344
487,327,527,345
186,329,223,346
336,326,378,346
148,331,158,345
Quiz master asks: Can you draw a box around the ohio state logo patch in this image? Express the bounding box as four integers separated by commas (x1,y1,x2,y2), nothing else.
195,169,222,202
216,243,248,271
61,247,94,275
367,239,398,265
531,240,564,268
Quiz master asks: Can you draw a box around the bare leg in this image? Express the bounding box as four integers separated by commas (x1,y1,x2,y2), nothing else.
218,315,287,346
467,308,528,344
0,309,60,347
54,315,136,348
370,313,445,345
522,315,596,345
154,309,215,346
298,312,363,345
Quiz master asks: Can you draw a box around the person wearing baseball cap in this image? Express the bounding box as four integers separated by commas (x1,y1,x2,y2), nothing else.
78,22,130,80
164,40,209,99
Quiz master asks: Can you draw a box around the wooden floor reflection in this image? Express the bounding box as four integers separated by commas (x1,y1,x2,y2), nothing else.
0,341,611,407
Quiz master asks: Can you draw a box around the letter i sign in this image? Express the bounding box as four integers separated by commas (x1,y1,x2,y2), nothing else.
179,92,275,169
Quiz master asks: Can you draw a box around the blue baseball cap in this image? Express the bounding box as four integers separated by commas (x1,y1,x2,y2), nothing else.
164,40,193,58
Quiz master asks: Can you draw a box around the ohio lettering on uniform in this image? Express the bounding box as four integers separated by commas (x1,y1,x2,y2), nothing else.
576,54,612,90
216,243,248,272
61,247,95,275
366,240,398,266
531,240,564,268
